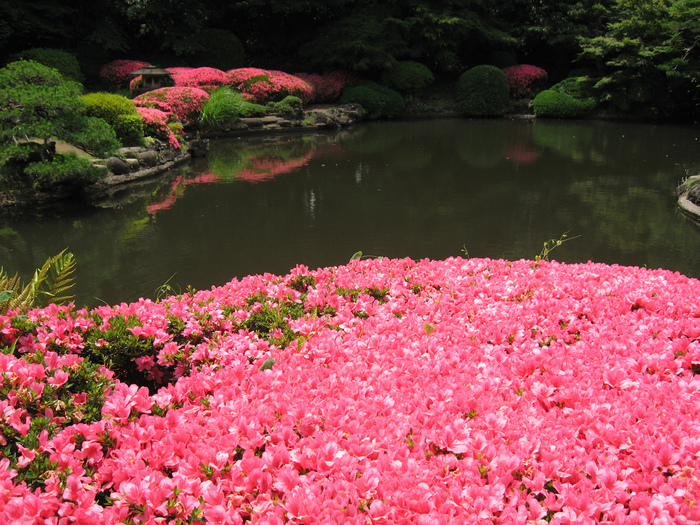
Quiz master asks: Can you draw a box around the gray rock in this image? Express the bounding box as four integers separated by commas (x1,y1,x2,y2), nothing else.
241,118,264,128
104,156,130,175
188,139,209,158
115,147,143,158
261,116,281,124
125,158,140,170
138,150,158,167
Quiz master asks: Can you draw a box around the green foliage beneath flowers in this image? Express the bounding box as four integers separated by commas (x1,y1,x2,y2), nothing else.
80,93,144,145
0,350,114,489
533,90,596,118
340,82,405,119
199,87,268,131
381,61,434,94
12,48,84,83
457,65,509,117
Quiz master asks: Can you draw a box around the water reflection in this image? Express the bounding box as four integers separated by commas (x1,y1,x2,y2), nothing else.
1,119,700,307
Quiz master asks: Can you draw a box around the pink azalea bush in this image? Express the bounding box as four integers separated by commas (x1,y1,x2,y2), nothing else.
3,257,700,523
133,87,210,123
228,68,314,104
294,72,356,103
503,64,549,99
171,67,230,91
135,107,181,149
100,60,151,90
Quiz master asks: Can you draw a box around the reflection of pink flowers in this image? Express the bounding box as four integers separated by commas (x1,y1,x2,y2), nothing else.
503,64,548,99
505,128,542,165
228,68,313,104
236,150,315,183
100,59,151,89
147,173,221,214
134,87,210,122
5,257,700,522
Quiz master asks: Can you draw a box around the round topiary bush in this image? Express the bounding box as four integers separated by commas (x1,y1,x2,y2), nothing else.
134,87,210,124
457,65,509,117
228,68,314,104
532,90,596,118
12,48,84,82
294,72,356,103
381,61,434,94
339,82,405,119
80,92,144,144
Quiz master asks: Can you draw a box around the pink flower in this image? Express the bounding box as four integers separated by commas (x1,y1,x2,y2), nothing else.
100,59,152,89
503,64,548,98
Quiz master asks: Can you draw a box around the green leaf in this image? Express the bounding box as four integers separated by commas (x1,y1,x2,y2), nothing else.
350,251,363,262
259,358,276,371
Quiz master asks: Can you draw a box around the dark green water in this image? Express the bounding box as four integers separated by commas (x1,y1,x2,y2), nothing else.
2,118,700,307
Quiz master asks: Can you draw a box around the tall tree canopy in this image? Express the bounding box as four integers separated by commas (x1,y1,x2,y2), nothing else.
580,0,700,116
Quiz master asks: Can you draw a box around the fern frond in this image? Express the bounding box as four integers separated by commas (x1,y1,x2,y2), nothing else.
44,250,76,305
0,267,23,314
0,249,77,312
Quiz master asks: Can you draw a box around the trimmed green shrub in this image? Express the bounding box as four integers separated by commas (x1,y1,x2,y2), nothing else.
533,90,596,118
268,96,303,118
12,48,84,82
199,87,268,131
80,93,144,145
340,82,405,119
457,65,509,117
64,116,120,157
381,61,434,93
550,76,597,101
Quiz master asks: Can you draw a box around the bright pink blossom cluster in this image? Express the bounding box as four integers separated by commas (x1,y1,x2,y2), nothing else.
171,67,230,91
294,72,356,103
100,60,151,90
3,257,700,523
134,87,210,123
503,64,548,99
135,107,181,149
228,68,314,104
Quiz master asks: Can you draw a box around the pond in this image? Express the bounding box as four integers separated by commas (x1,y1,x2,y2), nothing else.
2,118,700,308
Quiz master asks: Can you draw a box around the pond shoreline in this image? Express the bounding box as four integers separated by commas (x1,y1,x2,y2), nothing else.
1,102,694,215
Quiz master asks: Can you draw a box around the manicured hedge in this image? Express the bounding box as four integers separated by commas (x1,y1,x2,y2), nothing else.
457,65,509,117
533,89,596,118
12,48,83,82
339,82,405,119
80,93,144,145
381,61,434,93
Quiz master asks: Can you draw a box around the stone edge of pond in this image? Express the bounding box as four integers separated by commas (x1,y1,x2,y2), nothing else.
678,175,700,221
